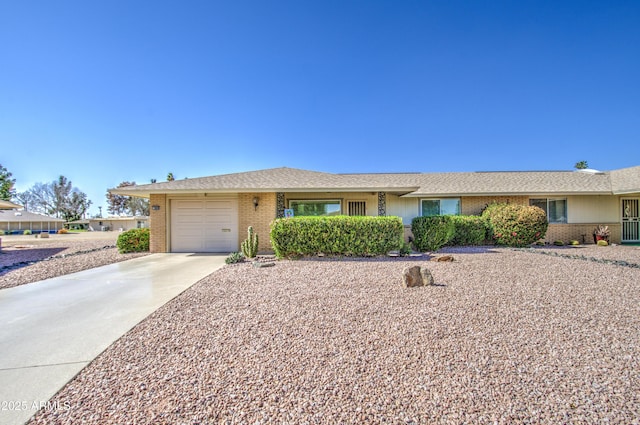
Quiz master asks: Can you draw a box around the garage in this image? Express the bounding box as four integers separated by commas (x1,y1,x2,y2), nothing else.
170,198,238,252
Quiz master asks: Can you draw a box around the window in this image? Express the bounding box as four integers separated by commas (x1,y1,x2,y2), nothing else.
420,198,461,217
348,201,366,216
530,198,567,223
289,200,341,217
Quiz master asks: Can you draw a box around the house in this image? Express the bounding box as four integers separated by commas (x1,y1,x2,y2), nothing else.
0,200,23,210
0,208,66,234
66,216,149,232
109,166,640,253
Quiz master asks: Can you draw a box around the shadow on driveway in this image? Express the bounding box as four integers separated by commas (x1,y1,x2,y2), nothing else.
0,247,67,274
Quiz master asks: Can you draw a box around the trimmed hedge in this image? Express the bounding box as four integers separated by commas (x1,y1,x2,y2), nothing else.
270,215,403,258
116,228,150,253
411,215,455,252
448,215,488,246
482,203,548,247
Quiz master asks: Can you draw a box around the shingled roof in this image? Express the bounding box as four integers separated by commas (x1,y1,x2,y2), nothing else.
0,209,65,223
110,166,640,197
0,200,23,209
112,167,421,196
610,166,640,194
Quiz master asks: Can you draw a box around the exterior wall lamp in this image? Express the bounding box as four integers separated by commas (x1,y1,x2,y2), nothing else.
252,197,260,211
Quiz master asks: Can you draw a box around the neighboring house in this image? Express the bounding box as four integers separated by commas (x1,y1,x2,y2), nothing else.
66,217,149,232
109,166,640,253
88,216,149,232
0,200,23,209
0,209,66,234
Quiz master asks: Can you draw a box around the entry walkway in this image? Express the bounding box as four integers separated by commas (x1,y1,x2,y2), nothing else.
0,253,226,425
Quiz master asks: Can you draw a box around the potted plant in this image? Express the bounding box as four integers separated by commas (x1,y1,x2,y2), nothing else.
593,225,610,244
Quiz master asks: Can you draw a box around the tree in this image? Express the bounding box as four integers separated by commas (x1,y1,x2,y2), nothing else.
18,182,55,215
59,190,92,222
127,197,150,216
14,190,36,211
106,181,135,215
106,181,150,216
0,163,16,201
18,176,92,219
167,172,175,181
574,161,589,170
52,175,72,217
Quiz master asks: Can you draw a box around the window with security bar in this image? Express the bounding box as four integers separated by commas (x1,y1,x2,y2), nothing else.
348,201,366,216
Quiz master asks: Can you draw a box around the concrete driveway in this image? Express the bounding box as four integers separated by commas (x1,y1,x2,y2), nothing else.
0,253,226,425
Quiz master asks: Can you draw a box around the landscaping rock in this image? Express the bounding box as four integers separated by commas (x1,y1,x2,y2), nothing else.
433,255,455,262
253,261,275,268
402,265,423,287
421,267,434,285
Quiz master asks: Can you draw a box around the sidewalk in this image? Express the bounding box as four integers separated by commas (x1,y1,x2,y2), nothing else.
0,253,226,425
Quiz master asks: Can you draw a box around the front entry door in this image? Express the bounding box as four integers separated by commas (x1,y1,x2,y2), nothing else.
622,199,640,242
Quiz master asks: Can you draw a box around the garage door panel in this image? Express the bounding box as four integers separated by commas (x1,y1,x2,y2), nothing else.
171,199,238,252
176,201,206,209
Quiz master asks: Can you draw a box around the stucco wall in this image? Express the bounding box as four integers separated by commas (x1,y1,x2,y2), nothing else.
386,195,531,224
386,195,418,224
566,195,619,223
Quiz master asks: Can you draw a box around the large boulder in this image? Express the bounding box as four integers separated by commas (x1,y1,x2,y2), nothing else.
402,265,434,287
402,266,423,287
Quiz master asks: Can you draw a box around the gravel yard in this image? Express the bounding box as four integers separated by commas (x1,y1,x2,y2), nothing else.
0,233,150,289
30,245,640,424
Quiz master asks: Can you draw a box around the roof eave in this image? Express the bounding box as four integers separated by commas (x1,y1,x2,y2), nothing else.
613,189,640,195
111,187,421,197
402,191,613,197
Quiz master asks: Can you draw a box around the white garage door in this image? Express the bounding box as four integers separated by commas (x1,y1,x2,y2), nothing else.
171,199,238,252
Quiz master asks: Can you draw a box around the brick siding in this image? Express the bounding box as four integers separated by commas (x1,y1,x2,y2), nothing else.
149,194,167,253
238,193,277,253
545,223,621,245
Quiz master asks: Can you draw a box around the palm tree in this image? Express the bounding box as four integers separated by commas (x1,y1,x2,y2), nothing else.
167,172,175,182
574,161,589,170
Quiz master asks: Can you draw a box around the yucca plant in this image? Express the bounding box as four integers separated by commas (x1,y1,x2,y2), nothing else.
241,226,259,258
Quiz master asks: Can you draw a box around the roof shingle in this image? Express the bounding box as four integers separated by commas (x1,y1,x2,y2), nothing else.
110,166,640,197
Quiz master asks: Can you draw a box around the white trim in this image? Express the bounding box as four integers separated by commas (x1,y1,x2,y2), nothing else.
530,197,568,224
419,198,461,217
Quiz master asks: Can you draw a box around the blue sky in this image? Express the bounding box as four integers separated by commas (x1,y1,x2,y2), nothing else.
2,1,639,216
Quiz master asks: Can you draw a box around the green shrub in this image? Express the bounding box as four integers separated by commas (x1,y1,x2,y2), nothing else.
0,230,4,235
225,252,245,264
482,203,548,247
570,240,580,245
554,240,564,246
270,215,403,259
597,240,609,247
447,215,488,246
116,228,150,253
57,228,68,234
23,229,32,235
411,215,455,252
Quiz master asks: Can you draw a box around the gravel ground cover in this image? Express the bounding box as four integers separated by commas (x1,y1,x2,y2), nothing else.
0,239,150,290
31,248,640,424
